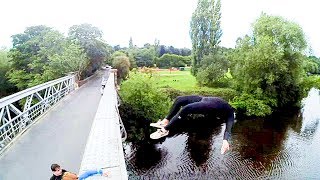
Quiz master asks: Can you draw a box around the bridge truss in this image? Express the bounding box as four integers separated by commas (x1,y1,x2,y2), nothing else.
0,75,76,154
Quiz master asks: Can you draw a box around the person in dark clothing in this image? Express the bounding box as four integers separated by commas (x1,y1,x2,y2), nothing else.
50,164,75,180
150,95,235,155
50,163,110,180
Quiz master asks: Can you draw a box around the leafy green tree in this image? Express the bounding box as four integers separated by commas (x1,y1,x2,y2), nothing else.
156,54,189,68
231,13,307,116
0,49,17,97
8,25,90,90
305,56,320,74
133,47,155,67
8,25,56,89
46,41,88,80
303,58,319,75
68,23,108,76
129,37,134,49
158,45,191,57
190,0,222,74
119,72,171,121
112,54,130,84
196,52,230,87
154,38,160,57
9,25,52,73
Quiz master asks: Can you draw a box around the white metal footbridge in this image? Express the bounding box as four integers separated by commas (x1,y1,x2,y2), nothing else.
0,69,127,180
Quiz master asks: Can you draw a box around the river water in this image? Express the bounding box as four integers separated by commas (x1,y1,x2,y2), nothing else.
123,88,320,179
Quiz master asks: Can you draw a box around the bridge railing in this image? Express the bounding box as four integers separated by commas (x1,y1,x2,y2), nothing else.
0,75,77,154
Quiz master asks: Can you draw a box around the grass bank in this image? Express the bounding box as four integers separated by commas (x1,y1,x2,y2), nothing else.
151,69,237,101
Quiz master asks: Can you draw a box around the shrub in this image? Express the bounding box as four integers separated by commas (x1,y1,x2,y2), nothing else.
119,72,171,122
230,93,276,117
112,56,130,84
161,87,237,102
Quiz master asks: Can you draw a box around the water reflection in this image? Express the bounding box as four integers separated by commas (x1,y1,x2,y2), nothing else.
185,128,216,168
122,88,320,179
125,141,168,174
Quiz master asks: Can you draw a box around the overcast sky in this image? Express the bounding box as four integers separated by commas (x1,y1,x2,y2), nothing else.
0,0,319,56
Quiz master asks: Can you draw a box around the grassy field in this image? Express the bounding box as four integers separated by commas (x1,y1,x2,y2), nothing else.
153,69,215,92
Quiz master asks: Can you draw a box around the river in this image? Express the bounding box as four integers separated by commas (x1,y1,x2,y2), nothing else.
123,88,320,179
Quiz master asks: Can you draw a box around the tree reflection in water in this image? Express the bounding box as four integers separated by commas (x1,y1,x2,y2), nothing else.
121,88,320,179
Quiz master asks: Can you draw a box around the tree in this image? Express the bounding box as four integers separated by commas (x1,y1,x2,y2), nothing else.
8,25,57,89
112,55,130,84
0,48,17,97
231,13,307,116
129,37,134,49
190,0,222,74
119,72,171,121
46,41,89,80
68,24,108,76
154,38,160,57
156,54,189,68
158,45,191,57
196,52,230,87
9,25,52,73
8,25,91,90
133,48,155,67
305,56,320,74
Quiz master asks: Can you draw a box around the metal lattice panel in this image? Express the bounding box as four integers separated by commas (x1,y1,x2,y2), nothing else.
0,75,76,153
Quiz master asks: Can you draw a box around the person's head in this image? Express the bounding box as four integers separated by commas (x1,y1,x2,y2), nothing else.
51,164,62,176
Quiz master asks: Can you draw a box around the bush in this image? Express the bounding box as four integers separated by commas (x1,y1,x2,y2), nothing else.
230,93,276,117
112,56,130,84
161,87,237,102
196,52,231,88
119,72,171,122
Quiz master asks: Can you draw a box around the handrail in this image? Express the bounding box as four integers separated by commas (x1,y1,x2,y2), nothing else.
0,75,76,154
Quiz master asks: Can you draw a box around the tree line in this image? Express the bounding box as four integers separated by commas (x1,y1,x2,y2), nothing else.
0,24,191,98
189,0,320,117
2,0,320,118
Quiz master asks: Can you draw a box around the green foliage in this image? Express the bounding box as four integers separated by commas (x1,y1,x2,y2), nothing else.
231,13,307,116
133,47,156,67
7,25,91,90
161,87,237,102
68,23,109,76
301,75,320,93
8,25,57,89
47,41,89,80
303,59,319,74
7,70,33,90
112,55,130,84
0,49,17,97
230,93,275,117
196,52,231,87
155,54,190,68
119,72,171,121
190,0,222,74
303,56,320,74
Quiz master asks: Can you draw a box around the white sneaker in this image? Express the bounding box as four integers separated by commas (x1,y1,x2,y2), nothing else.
150,129,169,139
150,119,166,128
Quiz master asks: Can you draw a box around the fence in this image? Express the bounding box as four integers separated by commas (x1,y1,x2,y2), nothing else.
0,75,76,154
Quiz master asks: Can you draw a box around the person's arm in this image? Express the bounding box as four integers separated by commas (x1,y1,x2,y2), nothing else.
62,172,78,179
78,169,110,180
223,113,234,141
221,112,235,154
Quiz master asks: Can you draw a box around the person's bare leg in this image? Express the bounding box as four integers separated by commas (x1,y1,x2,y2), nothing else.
160,119,169,126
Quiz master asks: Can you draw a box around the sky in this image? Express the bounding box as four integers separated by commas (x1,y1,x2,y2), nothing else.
0,0,319,56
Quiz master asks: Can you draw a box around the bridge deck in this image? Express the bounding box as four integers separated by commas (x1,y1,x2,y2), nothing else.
0,70,127,179
79,72,127,179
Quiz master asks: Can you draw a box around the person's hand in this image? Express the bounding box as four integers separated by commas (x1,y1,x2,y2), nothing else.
220,140,230,155
102,170,110,177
